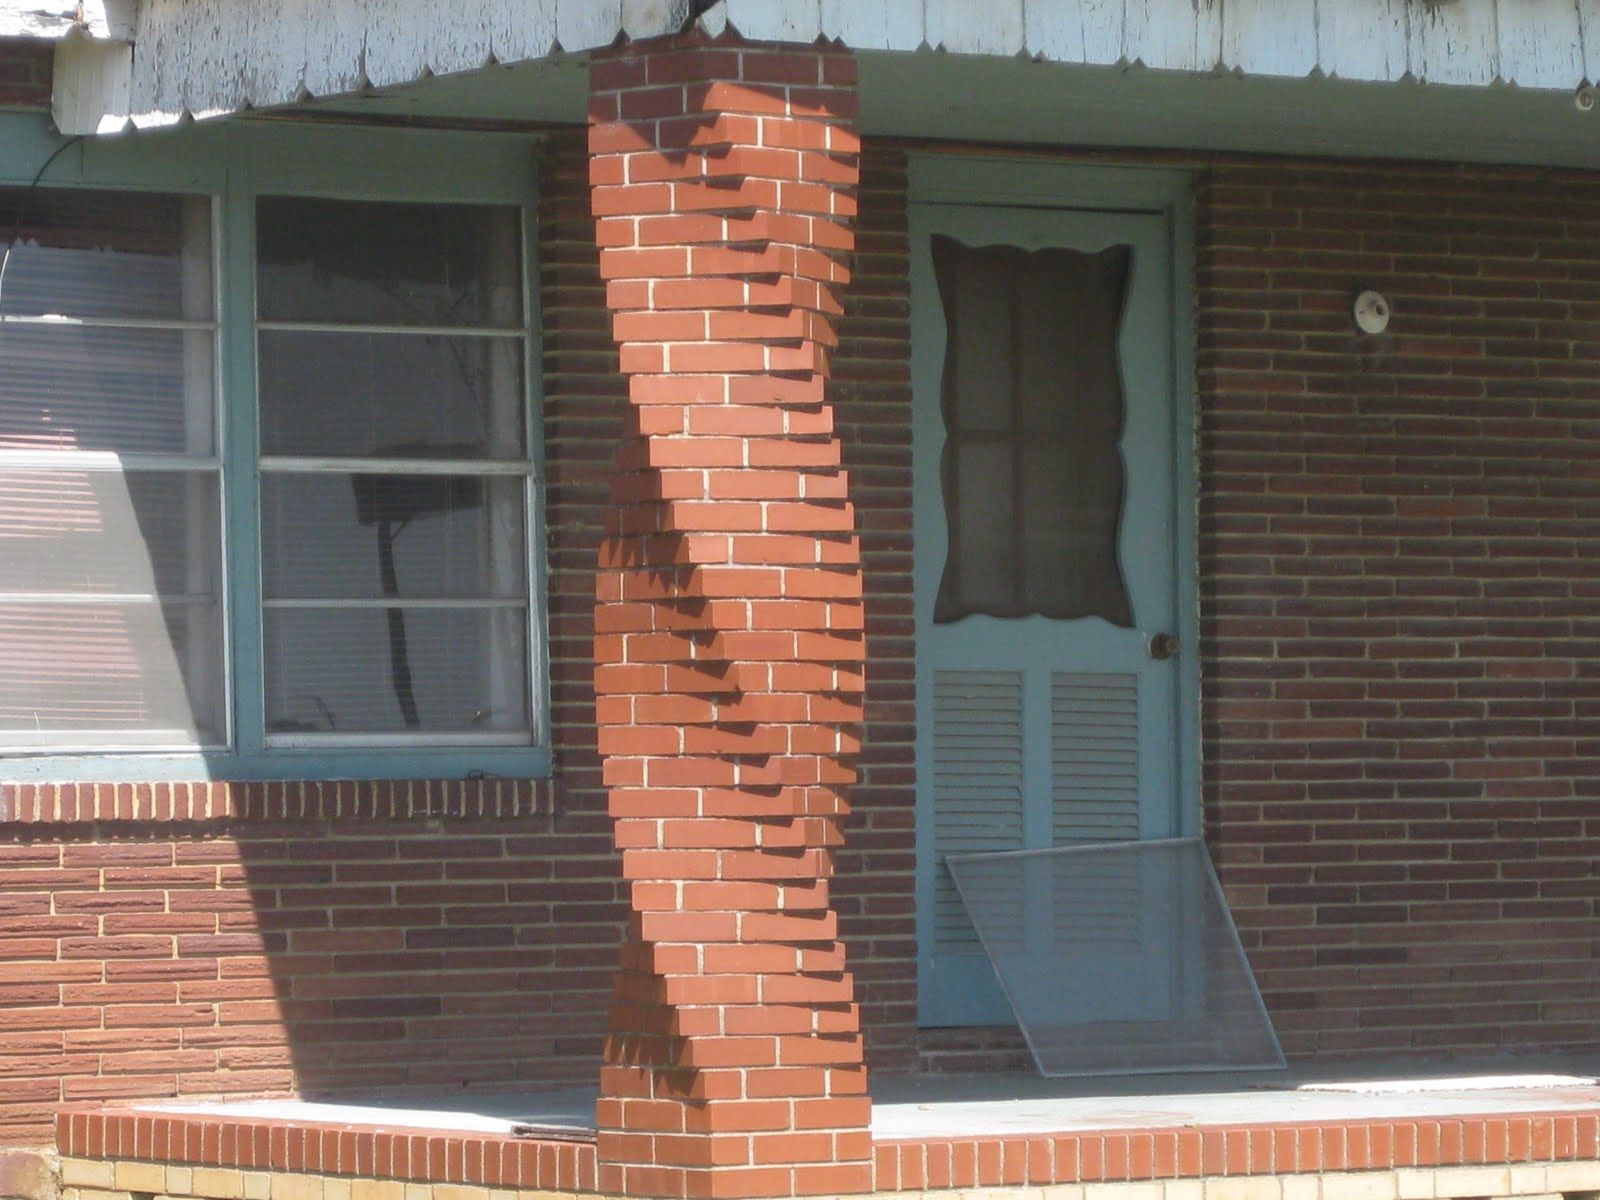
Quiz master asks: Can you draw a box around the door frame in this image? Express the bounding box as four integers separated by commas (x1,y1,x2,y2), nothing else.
907,155,1202,1027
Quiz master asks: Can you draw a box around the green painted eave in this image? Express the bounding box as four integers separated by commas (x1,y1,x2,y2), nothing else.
297,49,1600,170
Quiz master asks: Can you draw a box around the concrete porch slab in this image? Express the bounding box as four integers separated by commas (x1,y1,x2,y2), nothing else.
122,1069,1600,1141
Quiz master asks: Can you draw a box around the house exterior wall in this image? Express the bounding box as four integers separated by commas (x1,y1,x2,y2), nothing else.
0,136,625,1150
2,128,1599,1149
0,787,613,1148
1197,158,1600,1057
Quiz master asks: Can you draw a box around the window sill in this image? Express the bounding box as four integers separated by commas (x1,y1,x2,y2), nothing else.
0,763,554,825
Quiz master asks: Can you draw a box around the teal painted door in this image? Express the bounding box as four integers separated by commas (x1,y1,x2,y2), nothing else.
912,201,1186,1027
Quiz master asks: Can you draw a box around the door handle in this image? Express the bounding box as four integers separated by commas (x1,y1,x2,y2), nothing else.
1148,632,1179,661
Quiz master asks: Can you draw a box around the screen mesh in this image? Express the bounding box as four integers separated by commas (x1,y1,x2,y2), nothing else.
945,838,1284,1077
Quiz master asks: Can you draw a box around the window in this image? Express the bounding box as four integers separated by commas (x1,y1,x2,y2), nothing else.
0,187,223,751
0,137,543,779
254,197,536,746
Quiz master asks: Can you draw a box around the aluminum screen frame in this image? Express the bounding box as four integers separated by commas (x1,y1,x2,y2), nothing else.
945,837,1286,1078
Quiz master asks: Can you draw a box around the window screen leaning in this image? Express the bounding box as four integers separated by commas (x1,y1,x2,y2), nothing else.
0,188,223,750
255,197,535,743
931,235,1134,627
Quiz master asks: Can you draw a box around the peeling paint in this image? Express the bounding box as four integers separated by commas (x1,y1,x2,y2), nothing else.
34,0,1600,130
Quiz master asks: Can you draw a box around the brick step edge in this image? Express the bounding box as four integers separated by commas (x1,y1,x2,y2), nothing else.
55,1111,596,1191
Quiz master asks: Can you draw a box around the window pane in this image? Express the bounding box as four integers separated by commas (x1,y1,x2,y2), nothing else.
0,189,212,321
255,197,521,327
943,440,1015,619
944,250,1014,435
0,470,220,596
1018,245,1130,437
260,474,526,600
257,330,523,459
0,325,215,455
1020,444,1130,625
0,601,224,747
932,235,1134,626
264,607,529,736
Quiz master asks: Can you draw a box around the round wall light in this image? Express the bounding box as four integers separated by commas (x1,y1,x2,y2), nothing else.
1353,289,1392,335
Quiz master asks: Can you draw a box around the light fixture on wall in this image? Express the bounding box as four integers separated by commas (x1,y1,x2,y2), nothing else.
1353,289,1391,335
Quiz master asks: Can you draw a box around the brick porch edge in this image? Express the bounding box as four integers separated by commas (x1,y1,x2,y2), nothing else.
57,1108,1600,1192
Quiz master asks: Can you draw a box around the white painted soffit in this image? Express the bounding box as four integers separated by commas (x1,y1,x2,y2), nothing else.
67,0,1600,133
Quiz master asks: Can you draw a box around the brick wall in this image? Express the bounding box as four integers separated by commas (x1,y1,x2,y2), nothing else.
0,127,922,1151
5,132,1600,1150
0,136,631,1150
1198,159,1600,1060
826,145,918,1076
0,804,613,1146
0,809,611,1145
0,39,50,110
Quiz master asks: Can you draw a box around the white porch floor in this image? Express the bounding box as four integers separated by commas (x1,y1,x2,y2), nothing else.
133,1061,1600,1141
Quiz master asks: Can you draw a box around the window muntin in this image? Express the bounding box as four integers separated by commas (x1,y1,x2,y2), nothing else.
0,187,223,751
253,196,535,748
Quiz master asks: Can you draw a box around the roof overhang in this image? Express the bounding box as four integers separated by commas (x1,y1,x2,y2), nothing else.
33,0,1600,147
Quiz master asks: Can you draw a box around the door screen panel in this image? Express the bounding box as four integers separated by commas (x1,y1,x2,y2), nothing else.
946,840,1285,1077
931,235,1133,627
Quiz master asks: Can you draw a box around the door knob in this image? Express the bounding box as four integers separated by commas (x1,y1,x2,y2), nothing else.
1148,632,1179,661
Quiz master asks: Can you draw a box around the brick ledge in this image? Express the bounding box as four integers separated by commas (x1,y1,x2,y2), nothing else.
2,779,551,825
58,1107,1600,1193
873,1111,1600,1190
56,1110,594,1191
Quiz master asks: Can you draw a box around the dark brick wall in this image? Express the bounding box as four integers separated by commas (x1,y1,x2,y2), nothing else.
0,814,608,1144
1198,159,1600,1059
0,39,50,110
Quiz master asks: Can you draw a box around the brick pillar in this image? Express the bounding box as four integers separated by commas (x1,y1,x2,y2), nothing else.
587,32,870,1200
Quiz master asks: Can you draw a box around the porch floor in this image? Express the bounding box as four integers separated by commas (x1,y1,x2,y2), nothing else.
125,1063,1600,1139
58,1062,1600,1195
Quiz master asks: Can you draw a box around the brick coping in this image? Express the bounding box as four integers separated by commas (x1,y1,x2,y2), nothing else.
1,779,549,825
57,1106,1600,1193
56,1110,596,1192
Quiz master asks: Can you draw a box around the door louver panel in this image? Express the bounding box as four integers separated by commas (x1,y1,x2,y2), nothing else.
932,670,1024,952
1051,672,1141,844
1050,671,1142,944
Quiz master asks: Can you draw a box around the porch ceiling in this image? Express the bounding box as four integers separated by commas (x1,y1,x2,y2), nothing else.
292,50,1600,170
